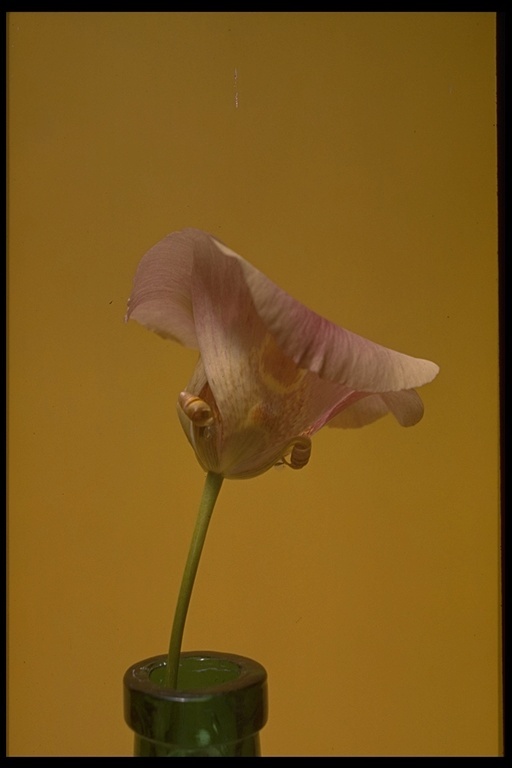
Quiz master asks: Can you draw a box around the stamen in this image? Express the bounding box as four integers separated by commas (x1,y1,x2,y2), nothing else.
178,392,214,426
278,436,312,470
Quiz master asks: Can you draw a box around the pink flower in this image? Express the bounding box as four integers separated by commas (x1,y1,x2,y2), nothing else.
126,229,439,479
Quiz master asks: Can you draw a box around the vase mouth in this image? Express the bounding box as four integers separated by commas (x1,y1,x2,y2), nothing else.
124,650,268,752
124,650,267,700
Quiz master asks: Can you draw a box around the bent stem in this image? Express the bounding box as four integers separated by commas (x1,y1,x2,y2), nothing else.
165,471,224,688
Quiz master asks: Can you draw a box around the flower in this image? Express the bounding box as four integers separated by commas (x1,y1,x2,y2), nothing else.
126,228,439,479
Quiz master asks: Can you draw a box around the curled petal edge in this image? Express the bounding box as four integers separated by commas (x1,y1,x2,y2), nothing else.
328,389,425,429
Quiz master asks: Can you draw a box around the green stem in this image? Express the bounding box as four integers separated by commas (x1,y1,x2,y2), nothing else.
165,471,224,688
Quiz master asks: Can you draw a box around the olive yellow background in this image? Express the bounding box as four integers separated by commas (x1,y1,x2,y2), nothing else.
7,12,499,757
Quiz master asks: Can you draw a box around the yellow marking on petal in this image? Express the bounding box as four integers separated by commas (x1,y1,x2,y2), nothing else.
247,401,278,430
255,334,306,394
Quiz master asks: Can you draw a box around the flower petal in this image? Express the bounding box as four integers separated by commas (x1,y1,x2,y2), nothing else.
189,235,268,437
125,231,197,348
188,242,369,447
213,237,439,392
327,388,425,429
127,228,438,395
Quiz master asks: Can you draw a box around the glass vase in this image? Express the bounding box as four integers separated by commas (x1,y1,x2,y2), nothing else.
123,650,268,756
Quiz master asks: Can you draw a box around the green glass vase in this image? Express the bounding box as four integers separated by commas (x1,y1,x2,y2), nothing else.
124,651,268,756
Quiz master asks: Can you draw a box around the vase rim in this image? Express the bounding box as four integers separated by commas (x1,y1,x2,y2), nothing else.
124,650,268,751
124,650,267,700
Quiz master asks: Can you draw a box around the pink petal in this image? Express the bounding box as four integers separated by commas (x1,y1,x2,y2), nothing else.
125,231,197,348
213,238,439,392
127,228,438,395
327,389,425,429
189,235,268,436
